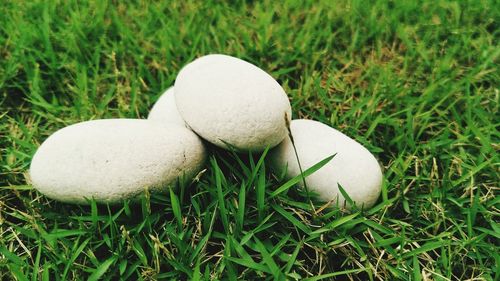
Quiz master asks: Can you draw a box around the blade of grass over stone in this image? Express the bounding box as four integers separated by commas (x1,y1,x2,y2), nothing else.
287,118,316,212
337,183,356,211
270,154,335,198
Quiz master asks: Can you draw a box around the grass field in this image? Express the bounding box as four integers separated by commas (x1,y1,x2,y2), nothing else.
1,0,499,280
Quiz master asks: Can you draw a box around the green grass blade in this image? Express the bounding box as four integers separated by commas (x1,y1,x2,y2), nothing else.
270,154,335,198
254,237,283,280
212,157,229,233
88,256,116,281
271,204,311,234
257,162,266,221
169,186,183,229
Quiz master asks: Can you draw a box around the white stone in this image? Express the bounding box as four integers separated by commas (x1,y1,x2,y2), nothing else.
148,87,186,127
269,119,383,209
29,119,206,204
174,54,292,152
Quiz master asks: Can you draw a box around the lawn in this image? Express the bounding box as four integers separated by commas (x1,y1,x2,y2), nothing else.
1,0,499,280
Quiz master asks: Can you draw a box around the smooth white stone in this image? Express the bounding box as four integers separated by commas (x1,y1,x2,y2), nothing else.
269,119,383,209
148,87,186,127
29,119,206,204
174,54,292,152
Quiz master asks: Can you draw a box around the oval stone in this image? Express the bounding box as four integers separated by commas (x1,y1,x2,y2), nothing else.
29,119,206,204
269,119,383,209
174,54,292,152
148,87,186,127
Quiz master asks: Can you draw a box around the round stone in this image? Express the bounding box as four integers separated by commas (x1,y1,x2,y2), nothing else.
148,87,186,127
174,54,292,152
269,119,383,209
29,119,206,204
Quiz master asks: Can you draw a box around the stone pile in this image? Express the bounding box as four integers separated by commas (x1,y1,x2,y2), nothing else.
30,54,382,209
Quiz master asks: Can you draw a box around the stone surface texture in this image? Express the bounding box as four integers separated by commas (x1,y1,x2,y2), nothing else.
148,87,186,127
175,54,291,151
269,119,382,209
30,119,206,204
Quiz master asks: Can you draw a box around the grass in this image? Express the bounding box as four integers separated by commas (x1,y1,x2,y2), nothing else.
0,0,498,280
